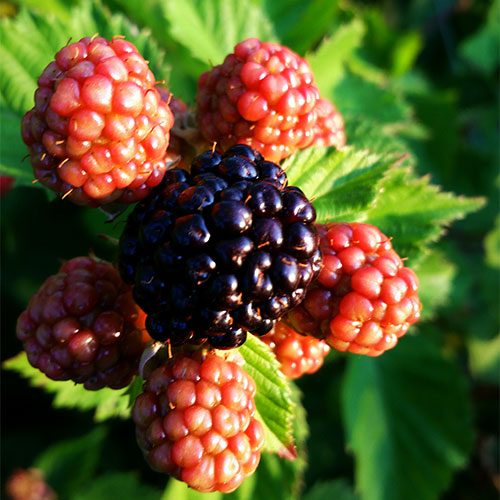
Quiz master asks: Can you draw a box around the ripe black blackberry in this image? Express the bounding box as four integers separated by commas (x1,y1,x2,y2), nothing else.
118,145,321,348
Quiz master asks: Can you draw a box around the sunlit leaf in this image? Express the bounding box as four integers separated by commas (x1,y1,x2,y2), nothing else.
282,146,396,223
365,168,485,260
3,352,135,421
163,0,276,67
239,334,295,453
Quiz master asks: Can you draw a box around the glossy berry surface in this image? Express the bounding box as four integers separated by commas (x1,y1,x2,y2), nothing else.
16,256,147,389
21,36,174,206
285,223,422,356
133,349,264,493
196,38,324,163
260,321,330,379
118,145,321,348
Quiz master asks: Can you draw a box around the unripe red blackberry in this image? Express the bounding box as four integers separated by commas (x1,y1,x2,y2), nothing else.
118,144,321,349
311,98,346,149
196,38,325,163
285,223,422,356
133,348,264,493
21,36,174,206
5,468,56,500
260,321,329,379
16,256,147,389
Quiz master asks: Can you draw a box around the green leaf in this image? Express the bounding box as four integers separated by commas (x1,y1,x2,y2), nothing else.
467,334,500,385
0,106,36,185
34,427,107,499
73,472,163,500
330,71,412,126
3,352,135,421
282,146,396,223
12,0,76,22
250,382,308,500
239,334,295,453
0,9,71,114
342,335,474,500
391,31,422,77
164,0,276,68
415,250,456,321
303,479,359,500
365,168,485,260
343,117,415,157
307,19,366,95
484,215,500,269
459,0,500,76
261,0,340,55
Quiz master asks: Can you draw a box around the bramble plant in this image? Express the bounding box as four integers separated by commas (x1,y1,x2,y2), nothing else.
2,1,498,500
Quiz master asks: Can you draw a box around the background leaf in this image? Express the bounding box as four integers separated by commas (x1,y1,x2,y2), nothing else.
3,352,135,422
308,19,366,94
163,0,276,68
414,249,456,320
303,479,359,500
73,471,163,500
342,335,474,500
34,427,107,499
260,0,339,55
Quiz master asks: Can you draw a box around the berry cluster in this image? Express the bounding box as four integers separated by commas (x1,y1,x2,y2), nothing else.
14,34,423,494
118,144,321,348
133,349,264,493
16,256,146,390
196,38,345,163
285,223,422,356
21,36,174,206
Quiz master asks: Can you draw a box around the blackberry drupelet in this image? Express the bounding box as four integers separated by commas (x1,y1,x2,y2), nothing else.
118,145,321,348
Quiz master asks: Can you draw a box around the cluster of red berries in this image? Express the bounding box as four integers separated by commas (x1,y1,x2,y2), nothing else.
15,35,421,493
